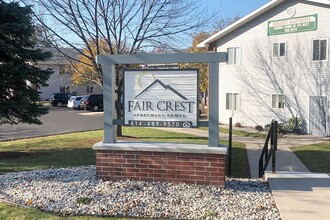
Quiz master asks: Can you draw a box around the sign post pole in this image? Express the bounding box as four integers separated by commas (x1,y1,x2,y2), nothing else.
208,62,220,147
96,56,116,143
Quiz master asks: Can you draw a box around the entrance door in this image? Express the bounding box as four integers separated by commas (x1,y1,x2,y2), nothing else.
309,96,327,136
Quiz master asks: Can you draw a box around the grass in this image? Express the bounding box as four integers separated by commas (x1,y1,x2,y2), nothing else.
37,101,52,107
228,143,250,178
199,126,267,138
0,127,249,219
0,130,103,173
292,142,330,173
0,203,154,220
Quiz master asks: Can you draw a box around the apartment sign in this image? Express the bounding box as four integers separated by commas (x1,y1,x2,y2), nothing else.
124,69,198,128
268,14,317,36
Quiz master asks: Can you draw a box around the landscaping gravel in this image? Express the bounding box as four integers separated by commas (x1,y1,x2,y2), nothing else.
0,166,281,219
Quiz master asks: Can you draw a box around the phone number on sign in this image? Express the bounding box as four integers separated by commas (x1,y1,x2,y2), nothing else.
128,120,192,128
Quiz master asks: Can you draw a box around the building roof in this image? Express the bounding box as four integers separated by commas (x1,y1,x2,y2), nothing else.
39,47,81,66
197,0,330,48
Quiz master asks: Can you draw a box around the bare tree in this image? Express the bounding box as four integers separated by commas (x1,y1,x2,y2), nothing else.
24,0,215,136
213,15,241,33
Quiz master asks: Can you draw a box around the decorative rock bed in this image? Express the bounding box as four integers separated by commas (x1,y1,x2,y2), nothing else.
0,166,281,219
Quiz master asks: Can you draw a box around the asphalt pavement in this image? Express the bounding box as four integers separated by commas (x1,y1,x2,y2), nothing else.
0,107,103,141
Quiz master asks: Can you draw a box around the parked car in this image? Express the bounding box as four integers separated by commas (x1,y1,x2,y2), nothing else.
78,95,89,110
49,93,73,107
67,96,83,109
80,94,103,111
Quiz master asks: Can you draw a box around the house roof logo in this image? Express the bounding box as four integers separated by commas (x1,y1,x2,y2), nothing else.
134,79,188,100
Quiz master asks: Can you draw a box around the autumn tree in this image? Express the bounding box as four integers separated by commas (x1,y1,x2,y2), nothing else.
0,1,52,125
72,39,110,87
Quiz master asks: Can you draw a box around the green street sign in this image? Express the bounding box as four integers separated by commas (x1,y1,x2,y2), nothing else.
268,14,318,36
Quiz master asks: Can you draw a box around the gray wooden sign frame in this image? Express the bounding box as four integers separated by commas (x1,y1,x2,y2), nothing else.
96,52,227,147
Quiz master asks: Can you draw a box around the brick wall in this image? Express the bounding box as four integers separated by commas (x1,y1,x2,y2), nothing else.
95,150,226,186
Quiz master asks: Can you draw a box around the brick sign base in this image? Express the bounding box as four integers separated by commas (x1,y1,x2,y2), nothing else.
93,142,227,187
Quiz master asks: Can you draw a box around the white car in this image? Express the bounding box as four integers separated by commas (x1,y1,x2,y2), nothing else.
67,96,83,109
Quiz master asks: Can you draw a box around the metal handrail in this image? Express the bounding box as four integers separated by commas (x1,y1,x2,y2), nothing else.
258,121,278,178
227,117,233,176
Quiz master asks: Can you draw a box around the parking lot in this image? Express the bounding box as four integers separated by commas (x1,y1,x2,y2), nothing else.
0,107,103,141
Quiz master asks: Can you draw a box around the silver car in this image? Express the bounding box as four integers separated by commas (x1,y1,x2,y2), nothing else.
67,96,83,110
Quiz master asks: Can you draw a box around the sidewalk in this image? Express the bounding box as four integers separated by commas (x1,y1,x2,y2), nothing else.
265,172,330,220
156,127,330,220
263,135,330,220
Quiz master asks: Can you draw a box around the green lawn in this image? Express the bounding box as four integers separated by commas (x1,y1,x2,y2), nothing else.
0,203,156,220
0,130,103,173
292,142,330,173
0,127,249,219
200,126,267,138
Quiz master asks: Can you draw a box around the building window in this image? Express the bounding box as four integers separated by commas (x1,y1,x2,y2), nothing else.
59,65,71,74
272,94,285,109
86,86,94,93
226,93,240,110
313,39,327,61
227,47,241,65
60,86,70,93
273,42,286,57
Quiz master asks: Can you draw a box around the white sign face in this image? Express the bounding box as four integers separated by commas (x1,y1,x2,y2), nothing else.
124,69,198,128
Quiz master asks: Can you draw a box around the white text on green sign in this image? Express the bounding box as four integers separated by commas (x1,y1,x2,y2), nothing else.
268,14,317,36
